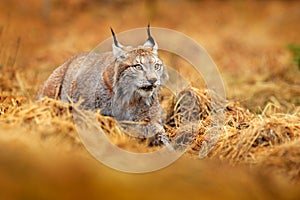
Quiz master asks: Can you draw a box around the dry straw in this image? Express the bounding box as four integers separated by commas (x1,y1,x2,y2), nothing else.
0,86,299,182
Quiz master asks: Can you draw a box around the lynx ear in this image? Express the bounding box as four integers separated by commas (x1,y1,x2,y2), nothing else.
143,24,158,55
111,27,126,58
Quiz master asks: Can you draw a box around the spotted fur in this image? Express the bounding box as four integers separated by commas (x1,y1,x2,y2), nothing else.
37,27,170,146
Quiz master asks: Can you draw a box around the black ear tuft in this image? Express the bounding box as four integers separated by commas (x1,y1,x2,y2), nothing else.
110,27,118,47
110,27,126,57
147,24,155,47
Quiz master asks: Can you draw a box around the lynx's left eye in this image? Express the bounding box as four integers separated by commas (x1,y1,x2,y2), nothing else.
154,63,162,71
133,64,143,70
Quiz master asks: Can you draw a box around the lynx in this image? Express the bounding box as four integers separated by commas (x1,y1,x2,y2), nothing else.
37,26,170,146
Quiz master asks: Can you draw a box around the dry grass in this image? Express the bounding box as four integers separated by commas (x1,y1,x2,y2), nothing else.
1,0,300,199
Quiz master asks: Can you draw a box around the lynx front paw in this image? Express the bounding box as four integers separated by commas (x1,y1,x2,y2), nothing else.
149,132,171,147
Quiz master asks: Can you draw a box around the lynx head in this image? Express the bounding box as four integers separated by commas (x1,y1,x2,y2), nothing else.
111,26,168,106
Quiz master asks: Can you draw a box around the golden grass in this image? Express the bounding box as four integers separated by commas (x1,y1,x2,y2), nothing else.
1,86,299,181
1,86,300,199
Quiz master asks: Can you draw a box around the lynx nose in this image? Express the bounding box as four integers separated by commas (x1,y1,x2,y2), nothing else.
148,78,157,85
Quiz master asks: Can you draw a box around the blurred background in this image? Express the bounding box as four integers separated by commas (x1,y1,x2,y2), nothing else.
1,0,300,110
0,0,300,199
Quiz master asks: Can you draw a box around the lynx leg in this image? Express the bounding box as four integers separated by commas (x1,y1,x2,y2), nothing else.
149,132,173,150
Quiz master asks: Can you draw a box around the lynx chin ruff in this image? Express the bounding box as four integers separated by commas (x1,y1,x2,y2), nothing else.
37,26,171,146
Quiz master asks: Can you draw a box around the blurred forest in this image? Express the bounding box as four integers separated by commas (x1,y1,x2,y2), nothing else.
0,0,300,199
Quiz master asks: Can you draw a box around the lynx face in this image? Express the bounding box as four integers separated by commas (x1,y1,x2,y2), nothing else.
115,49,166,99
111,28,168,106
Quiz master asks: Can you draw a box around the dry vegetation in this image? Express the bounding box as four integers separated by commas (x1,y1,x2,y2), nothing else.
1,0,300,199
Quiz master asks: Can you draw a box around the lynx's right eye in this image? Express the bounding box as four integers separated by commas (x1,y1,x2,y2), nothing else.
154,63,162,71
132,64,143,71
